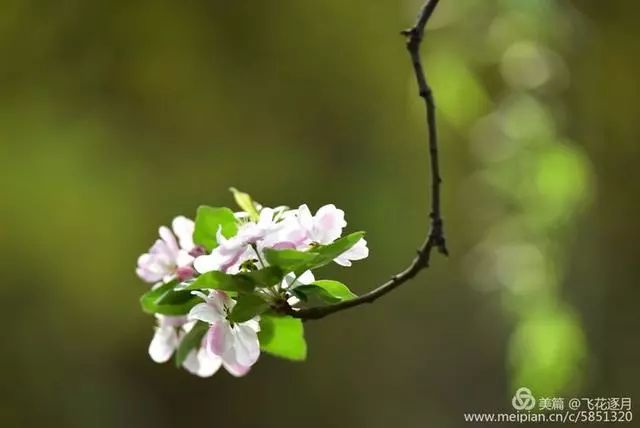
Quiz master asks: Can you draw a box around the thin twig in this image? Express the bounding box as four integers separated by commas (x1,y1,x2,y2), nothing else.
284,0,447,320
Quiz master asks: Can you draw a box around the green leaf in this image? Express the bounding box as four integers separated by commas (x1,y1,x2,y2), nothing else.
193,206,238,251
230,187,260,221
258,314,307,361
140,281,201,315
228,294,269,323
179,271,254,293
263,231,366,274
175,321,209,367
263,248,317,273
155,289,195,305
179,266,284,293
295,280,356,303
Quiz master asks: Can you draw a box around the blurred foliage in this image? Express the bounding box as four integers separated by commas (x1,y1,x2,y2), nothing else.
1,0,638,427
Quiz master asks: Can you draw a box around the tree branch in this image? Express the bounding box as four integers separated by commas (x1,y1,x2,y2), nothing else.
285,0,447,321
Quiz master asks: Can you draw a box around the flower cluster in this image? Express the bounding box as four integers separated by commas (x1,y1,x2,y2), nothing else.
137,189,368,377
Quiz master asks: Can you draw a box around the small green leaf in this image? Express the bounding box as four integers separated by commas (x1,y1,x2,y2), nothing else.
175,321,209,367
258,314,307,361
228,294,269,323
296,280,356,303
140,282,174,313
230,187,260,221
180,271,254,293
193,206,238,251
263,248,317,273
140,281,201,315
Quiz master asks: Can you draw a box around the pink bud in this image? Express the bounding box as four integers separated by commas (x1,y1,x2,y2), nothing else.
176,266,195,281
189,246,206,257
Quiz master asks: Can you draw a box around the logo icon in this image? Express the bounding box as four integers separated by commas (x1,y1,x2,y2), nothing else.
512,387,536,411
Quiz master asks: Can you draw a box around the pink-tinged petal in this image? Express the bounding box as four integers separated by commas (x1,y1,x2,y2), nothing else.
221,347,251,377
195,347,222,377
232,324,260,367
333,258,352,267
148,325,178,363
148,239,173,259
219,251,244,273
205,322,233,357
272,241,296,250
314,204,346,243
136,266,164,283
157,314,187,328
206,290,233,314
137,236,180,282
296,204,314,234
190,290,231,314
274,216,308,248
182,347,222,378
172,216,195,251
334,238,369,266
188,302,223,324
137,253,152,266
237,222,262,244
159,226,179,254
137,247,172,282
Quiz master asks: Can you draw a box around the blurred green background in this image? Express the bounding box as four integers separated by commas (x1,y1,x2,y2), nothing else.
1,0,638,426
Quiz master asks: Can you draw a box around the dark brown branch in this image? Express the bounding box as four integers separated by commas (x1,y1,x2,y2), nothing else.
284,0,447,321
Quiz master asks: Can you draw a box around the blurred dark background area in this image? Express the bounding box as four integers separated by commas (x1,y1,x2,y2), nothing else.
1,0,638,427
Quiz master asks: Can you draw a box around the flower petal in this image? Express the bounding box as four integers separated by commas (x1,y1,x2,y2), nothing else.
221,347,252,377
296,270,315,285
258,207,274,229
242,318,261,333
296,204,314,235
313,204,346,243
136,265,164,283
176,250,195,268
193,254,221,274
172,216,195,251
182,347,222,378
188,302,223,324
232,324,260,367
148,325,178,363
334,238,369,266
159,226,179,255
205,322,233,357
